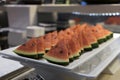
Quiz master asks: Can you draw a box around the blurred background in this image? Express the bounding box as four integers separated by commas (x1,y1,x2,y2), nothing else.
0,0,120,50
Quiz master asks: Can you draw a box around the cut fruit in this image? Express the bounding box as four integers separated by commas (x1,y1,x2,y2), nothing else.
51,31,58,46
14,38,38,59
43,33,52,50
58,30,65,40
95,24,113,41
43,39,69,65
13,23,114,65
90,26,106,44
37,36,45,58
65,28,81,58
80,26,92,51
84,26,99,48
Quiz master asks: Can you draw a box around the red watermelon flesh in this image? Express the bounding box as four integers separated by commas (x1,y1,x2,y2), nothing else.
74,32,83,52
104,29,113,36
72,25,83,46
51,30,73,60
14,38,38,59
51,31,58,46
90,25,107,44
60,32,74,59
43,38,69,65
37,36,45,55
70,36,81,57
65,28,82,53
58,30,65,40
95,24,107,37
77,24,91,49
64,36,74,60
84,26,98,44
58,30,78,59
84,26,99,48
65,28,74,37
64,29,80,58
43,33,52,50
69,25,78,32
90,26,104,40
96,24,113,37
77,31,83,50
82,30,92,49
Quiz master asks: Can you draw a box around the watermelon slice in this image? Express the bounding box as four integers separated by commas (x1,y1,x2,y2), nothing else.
67,38,80,60
104,29,113,39
65,38,74,61
76,30,84,53
51,31,58,46
58,30,65,40
90,26,106,44
77,24,92,51
37,36,45,58
85,26,99,48
96,24,113,40
65,29,81,55
58,31,74,61
73,24,84,52
43,39,69,65
43,33,52,51
82,30,92,51
65,29,82,59
14,38,38,59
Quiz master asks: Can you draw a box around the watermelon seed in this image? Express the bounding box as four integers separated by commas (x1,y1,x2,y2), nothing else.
44,36,46,39
60,50,63,54
22,44,26,46
68,52,70,55
54,45,58,48
31,43,35,47
45,50,49,53
54,37,57,39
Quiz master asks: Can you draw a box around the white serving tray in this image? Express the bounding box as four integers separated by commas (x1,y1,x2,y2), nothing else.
0,33,120,79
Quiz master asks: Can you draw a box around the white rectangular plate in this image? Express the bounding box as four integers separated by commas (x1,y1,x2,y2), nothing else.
0,33,120,78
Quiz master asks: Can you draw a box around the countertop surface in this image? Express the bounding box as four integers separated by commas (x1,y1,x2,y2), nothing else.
0,56,23,77
98,68,120,80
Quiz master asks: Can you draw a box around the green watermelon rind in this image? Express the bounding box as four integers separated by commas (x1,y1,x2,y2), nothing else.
69,58,74,62
69,50,80,61
14,50,37,55
106,33,113,40
47,59,69,65
84,45,92,51
38,51,45,58
109,33,113,38
73,51,80,58
69,55,74,62
103,38,107,42
79,50,82,55
79,52,84,56
45,50,50,53
102,33,113,42
81,49,84,53
97,33,113,44
69,51,80,61
13,50,39,59
43,55,69,65
14,50,44,59
91,42,99,48
97,38,105,44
